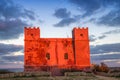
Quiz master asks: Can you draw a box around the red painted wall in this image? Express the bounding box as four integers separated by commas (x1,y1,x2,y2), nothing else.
72,27,90,69
24,27,90,71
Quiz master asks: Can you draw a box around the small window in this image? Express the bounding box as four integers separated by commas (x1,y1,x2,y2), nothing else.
31,34,33,36
80,34,83,36
46,53,50,60
64,53,68,59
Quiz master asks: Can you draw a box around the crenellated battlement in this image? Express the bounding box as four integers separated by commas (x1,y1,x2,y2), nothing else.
73,27,88,30
25,27,39,30
24,27,40,39
72,27,89,40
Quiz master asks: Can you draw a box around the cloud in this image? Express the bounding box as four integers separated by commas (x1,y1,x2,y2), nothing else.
94,29,120,41
0,58,23,68
89,35,97,42
0,43,23,68
0,43,23,55
90,43,120,54
0,0,35,20
53,8,77,27
54,8,71,19
54,18,76,27
1,55,23,62
90,43,120,67
0,19,27,40
103,29,120,34
0,0,36,40
98,35,106,39
69,0,120,27
97,10,120,26
89,34,106,42
91,54,120,61
69,0,100,16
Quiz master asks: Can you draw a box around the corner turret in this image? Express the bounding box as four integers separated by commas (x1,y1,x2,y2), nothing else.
72,27,90,69
24,27,40,40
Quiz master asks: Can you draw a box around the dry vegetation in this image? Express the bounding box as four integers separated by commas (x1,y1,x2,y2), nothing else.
0,64,120,80
0,72,101,80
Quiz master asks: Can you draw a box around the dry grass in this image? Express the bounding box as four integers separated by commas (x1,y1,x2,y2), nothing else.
0,71,120,80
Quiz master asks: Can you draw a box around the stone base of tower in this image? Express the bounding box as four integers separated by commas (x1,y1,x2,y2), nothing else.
24,65,91,76
24,65,63,76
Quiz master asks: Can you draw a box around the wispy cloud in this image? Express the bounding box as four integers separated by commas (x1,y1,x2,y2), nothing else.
54,8,71,19
90,43,120,54
0,43,23,55
103,29,120,34
91,43,120,67
89,35,97,42
53,8,77,27
98,35,106,40
0,0,37,40
0,43,23,67
1,55,23,62
54,18,76,27
54,0,120,27
90,28,120,42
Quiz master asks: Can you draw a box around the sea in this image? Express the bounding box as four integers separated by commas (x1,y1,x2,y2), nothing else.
0,68,24,72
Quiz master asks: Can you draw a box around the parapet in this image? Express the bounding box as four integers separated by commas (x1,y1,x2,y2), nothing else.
24,27,39,30
73,27,88,32
73,27,88,30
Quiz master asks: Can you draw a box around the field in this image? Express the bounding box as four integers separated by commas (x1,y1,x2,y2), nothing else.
0,71,119,80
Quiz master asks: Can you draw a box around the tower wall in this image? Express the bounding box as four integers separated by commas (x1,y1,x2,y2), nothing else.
72,27,90,69
24,27,40,71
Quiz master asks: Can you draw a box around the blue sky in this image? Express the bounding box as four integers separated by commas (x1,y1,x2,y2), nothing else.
0,0,120,68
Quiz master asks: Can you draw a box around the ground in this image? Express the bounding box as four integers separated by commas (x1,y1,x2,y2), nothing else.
96,75,119,80
0,75,119,80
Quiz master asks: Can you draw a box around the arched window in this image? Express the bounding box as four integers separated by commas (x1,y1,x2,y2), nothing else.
46,53,50,60
64,53,68,59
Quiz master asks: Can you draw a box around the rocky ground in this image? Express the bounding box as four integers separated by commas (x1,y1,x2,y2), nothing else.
0,71,120,80
0,76,119,80
0,74,119,80
96,75,119,80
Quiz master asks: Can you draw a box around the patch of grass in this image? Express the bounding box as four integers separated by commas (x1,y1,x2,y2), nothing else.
0,69,13,74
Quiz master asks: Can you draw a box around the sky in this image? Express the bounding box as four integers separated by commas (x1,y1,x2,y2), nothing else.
0,0,120,68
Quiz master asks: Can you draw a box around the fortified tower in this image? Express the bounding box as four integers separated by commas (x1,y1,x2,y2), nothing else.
24,27,90,72
72,27,90,69
24,27,40,70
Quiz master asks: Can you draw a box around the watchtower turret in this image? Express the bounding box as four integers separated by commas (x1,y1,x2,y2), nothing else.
24,27,40,40
72,27,90,69
24,27,40,70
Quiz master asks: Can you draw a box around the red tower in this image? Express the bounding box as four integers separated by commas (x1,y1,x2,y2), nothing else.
72,27,90,69
24,27,40,70
24,27,90,72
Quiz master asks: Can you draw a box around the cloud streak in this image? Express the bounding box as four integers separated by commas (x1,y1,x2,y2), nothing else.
91,43,120,54
54,8,71,19
103,29,120,34
1,55,23,62
0,0,36,40
54,0,120,27
0,43,23,55
90,42,120,66
53,8,77,27
0,43,23,67
54,18,76,27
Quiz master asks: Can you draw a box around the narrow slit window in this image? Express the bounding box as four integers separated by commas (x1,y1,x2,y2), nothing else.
46,53,50,60
64,53,68,59
31,34,33,36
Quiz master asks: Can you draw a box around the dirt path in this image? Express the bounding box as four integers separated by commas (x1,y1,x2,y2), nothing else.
96,75,119,80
